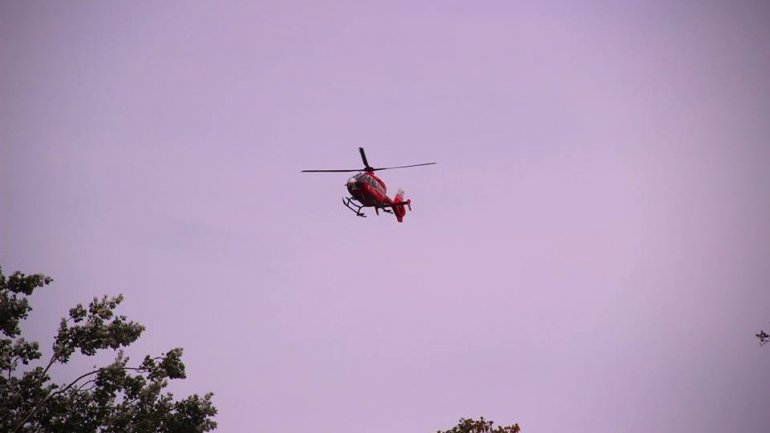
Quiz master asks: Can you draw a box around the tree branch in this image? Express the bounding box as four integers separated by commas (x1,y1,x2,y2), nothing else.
76,378,98,392
14,366,146,432
41,353,57,378
7,355,17,380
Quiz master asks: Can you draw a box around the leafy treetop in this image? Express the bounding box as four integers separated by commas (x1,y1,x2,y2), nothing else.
0,267,217,433
438,417,521,433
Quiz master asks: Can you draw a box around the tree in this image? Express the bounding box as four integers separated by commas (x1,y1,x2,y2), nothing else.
0,267,217,432
437,417,521,433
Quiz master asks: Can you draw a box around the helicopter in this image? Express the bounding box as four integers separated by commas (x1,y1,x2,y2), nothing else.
302,147,436,222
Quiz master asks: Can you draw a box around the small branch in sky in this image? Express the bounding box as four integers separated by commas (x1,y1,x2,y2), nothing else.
757,330,769,346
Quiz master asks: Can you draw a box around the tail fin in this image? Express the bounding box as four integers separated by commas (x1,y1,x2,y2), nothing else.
392,189,411,223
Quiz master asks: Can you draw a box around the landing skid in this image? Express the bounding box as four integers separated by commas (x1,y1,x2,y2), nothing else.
342,197,367,218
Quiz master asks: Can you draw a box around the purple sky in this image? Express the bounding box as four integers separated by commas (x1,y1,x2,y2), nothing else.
2,1,770,432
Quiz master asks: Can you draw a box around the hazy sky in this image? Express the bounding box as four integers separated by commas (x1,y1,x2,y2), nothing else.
2,1,770,432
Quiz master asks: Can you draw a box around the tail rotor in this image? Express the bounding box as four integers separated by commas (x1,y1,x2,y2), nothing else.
392,189,411,223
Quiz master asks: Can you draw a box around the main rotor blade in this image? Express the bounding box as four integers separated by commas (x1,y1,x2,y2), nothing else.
359,147,371,168
371,162,437,171
301,169,362,173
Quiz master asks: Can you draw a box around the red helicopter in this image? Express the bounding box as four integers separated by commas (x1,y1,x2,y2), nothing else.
302,147,436,222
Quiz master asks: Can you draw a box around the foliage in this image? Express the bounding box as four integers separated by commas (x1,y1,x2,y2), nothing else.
437,417,521,433
0,267,217,433
758,330,769,346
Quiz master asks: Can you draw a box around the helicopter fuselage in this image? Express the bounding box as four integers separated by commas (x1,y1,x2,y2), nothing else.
346,172,391,207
